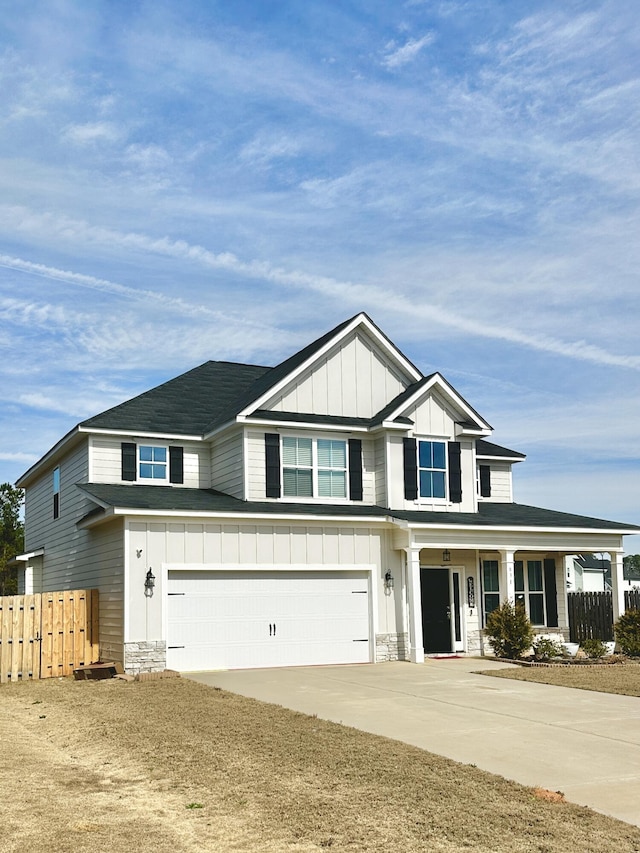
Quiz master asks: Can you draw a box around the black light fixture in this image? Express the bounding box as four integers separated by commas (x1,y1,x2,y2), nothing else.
442,549,451,563
384,570,394,590
144,568,156,595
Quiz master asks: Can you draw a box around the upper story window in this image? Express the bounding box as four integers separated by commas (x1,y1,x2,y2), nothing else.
139,445,167,480
265,433,362,501
282,436,347,498
403,438,462,504
53,466,60,519
121,442,183,485
418,441,447,499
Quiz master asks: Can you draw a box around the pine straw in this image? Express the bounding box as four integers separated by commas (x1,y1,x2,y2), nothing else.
2,676,640,853
479,661,640,696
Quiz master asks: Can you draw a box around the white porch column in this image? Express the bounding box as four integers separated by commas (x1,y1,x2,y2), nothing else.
405,547,424,664
611,550,626,622
499,550,516,604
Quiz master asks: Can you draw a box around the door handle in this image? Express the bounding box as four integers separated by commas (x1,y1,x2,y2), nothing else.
446,607,451,619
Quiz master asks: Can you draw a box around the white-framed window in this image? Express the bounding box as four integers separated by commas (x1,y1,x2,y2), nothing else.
515,559,545,625
138,445,168,481
418,440,447,499
282,436,347,499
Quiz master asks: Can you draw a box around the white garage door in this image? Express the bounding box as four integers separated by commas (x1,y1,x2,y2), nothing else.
166,569,371,672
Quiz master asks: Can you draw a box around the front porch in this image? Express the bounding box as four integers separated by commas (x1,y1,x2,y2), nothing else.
397,541,627,663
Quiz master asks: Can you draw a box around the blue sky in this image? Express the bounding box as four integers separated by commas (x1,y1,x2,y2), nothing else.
1,0,639,551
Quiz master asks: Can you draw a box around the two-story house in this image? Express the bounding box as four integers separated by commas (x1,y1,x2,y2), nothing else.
16,313,638,673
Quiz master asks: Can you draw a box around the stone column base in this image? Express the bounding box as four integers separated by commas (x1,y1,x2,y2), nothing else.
375,632,409,662
124,641,167,674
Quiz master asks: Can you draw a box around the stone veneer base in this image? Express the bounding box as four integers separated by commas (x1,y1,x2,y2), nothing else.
376,632,409,662
124,640,167,674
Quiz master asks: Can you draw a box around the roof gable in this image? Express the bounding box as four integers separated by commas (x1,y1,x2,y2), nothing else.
234,313,422,424
375,373,492,434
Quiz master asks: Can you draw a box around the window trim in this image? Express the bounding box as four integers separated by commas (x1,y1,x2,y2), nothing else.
280,434,349,502
417,438,448,503
138,444,169,482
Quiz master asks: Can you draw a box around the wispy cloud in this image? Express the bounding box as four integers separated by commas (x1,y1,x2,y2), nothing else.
382,33,434,69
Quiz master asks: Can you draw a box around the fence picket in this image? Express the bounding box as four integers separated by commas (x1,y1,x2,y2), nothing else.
0,590,98,682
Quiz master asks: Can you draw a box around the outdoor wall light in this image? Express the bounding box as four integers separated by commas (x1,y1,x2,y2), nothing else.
384,571,394,591
442,549,451,563
136,549,143,558
144,568,156,595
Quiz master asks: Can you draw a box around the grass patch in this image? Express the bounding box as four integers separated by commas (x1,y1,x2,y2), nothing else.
478,661,640,697
2,676,640,852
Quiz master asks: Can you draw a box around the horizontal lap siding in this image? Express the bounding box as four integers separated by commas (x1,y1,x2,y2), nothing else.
246,429,266,501
90,436,209,487
211,431,244,498
24,440,125,663
481,462,512,502
374,436,387,506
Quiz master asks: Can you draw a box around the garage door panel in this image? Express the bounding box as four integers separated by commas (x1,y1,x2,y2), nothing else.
167,569,371,671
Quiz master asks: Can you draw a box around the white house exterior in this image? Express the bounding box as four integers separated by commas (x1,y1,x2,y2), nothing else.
16,314,639,673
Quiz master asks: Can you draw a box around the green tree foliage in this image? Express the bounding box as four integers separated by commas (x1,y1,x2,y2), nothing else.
615,610,640,656
0,483,24,596
485,601,534,660
623,554,640,580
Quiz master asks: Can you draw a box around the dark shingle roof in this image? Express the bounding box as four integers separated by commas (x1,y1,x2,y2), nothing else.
76,483,639,532
81,361,271,435
476,439,526,460
80,315,368,437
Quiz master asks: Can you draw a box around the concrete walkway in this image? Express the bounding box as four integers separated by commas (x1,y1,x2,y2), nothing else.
188,658,640,828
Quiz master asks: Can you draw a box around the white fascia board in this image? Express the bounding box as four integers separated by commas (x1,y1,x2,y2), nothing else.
383,373,492,433
76,506,117,529
241,416,370,433
14,548,45,561
16,425,82,488
398,520,639,535
78,426,203,442
236,313,423,419
378,420,413,431
476,453,524,463
80,506,391,526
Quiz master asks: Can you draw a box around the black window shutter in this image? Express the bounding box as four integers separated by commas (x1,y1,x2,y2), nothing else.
479,464,491,498
348,439,363,501
544,558,558,627
121,442,137,481
265,433,281,498
403,437,418,501
169,446,184,484
448,441,462,503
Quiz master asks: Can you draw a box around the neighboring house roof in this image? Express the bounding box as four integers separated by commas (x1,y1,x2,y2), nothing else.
476,439,526,460
76,483,640,533
575,553,611,570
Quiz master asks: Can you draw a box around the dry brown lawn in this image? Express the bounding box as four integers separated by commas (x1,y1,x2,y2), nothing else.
479,660,640,696
2,675,640,853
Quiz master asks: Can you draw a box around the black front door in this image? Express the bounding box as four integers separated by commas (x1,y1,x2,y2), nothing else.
421,568,452,653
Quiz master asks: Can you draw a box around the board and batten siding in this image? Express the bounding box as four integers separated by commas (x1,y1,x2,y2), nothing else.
90,435,209,487
126,519,404,642
210,430,244,498
265,330,409,419
23,439,125,662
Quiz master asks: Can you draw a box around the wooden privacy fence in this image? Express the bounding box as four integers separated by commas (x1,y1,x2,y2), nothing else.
626,588,640,612
0,589,99,684
568,589,640,644
567,591,614,643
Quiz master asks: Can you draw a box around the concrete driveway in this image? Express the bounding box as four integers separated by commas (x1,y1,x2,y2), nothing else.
188,658,640,828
